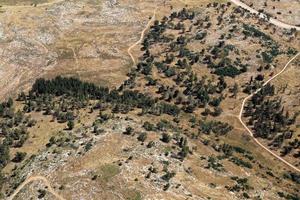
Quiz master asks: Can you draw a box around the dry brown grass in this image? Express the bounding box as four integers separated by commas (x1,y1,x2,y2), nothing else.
241,0,300,26
0,0,170,100
0,0,48,6
2,0,300,199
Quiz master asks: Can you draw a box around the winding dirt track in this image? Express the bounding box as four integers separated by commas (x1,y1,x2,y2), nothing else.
6,1,300,199
7,6,158,200
7,176,66,200
229,0,300,30
238,52,300,173
127,8,157,66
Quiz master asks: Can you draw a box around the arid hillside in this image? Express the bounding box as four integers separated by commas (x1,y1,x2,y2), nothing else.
0,0,300,200
241,0,300,26
0,0,175,99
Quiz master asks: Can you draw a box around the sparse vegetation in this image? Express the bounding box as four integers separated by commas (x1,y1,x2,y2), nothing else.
0,1,298,199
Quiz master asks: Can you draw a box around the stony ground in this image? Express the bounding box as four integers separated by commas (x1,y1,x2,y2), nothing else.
241,0,300,26
0,0,171,100
1,0,300,200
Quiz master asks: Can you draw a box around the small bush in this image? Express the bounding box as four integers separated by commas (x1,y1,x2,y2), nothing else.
137,132,147,142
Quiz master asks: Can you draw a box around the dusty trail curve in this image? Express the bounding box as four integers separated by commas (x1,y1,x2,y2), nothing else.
8,5,159,200
6,1,299,200
229,0,300,31
127,8,157,66
7,176,66,200
2,2,67,199
238,52,300,173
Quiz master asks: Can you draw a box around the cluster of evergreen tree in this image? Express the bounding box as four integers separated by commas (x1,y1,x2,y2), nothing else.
0,4,299,196
30,77,159,113
199,119,233,136
0,98,14,118
206,43,248,77
242,24,281,63
126,8,230,116
242,24,272,41
170,8,195,21
243,84,298,157
283,172,300,184
242,75,264,94
27,76,184,119
31,76,109,99
226,176,251,194
0,97,37,193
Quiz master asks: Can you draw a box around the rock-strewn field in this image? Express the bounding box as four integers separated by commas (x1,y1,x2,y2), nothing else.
0,0,170,100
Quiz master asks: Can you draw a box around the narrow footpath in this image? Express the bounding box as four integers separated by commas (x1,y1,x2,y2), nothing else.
238,53,300,173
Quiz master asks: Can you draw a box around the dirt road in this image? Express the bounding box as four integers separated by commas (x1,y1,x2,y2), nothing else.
238,52,300,173
7,5,159,200
229,0,300,30
127,8,157,66
7,176,66,200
